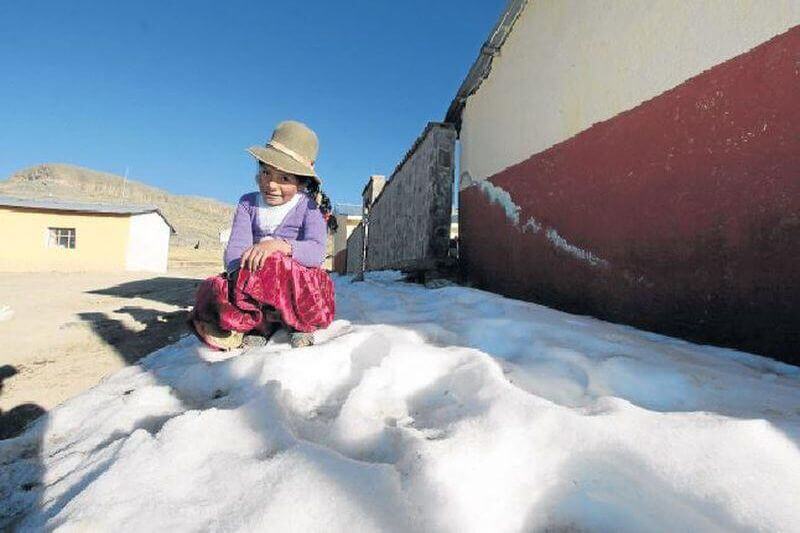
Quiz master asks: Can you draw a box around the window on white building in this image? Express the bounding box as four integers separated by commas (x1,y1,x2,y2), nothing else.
48,227,76,249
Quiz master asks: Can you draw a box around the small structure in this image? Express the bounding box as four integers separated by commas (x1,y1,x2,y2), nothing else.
0,196,175,272
331,203,363,274
358,175,386,278
362,175,385,214
219,227,232,245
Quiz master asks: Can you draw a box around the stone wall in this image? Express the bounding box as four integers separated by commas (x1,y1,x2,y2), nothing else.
365,123,456,272
345,221,365,275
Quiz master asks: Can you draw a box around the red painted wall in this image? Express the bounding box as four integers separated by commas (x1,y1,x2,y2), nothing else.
460,26,800,362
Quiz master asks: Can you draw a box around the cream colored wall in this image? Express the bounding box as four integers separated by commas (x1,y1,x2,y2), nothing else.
460,0,800,186
333,215,362,254
0,208,130,272
324,234,334,270
346,219,360,238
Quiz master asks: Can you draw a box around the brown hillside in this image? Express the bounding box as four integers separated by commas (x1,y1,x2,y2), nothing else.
1,163,233,252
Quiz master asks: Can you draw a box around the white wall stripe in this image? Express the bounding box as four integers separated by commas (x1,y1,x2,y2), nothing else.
471,181,610,269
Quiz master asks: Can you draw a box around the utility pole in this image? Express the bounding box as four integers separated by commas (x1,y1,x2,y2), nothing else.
120,166,129,204
353,212,368,282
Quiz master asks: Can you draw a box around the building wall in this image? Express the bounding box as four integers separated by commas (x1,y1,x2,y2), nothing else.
323,233,334,271
333,215,362,255
0,208,130,271
362,176,386,211
345,222,365,275
125,212,171,272
366,123,456,271
460,0,800,185
333,249,347,274
458,2,800,362
332,215,361,274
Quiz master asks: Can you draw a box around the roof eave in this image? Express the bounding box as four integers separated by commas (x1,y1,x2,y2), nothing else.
0,196,177,234
444,0,529,131
151,209,177,234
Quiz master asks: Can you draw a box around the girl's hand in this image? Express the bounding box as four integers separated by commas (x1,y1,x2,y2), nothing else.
241,240,292,271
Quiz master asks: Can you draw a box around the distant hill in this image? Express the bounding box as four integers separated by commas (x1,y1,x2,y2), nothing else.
0,163,233,251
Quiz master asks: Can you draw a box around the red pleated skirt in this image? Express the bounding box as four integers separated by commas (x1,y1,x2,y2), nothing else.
191,253,335,347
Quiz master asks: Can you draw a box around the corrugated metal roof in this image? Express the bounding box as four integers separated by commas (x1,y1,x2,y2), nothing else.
444,0,529,129
0,195,176,233
0,195,157,214
334,203,363,217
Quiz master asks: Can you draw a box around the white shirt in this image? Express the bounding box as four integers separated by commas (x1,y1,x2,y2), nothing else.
256,192,301,240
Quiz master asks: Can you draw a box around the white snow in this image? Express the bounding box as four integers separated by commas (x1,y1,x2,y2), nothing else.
2,271,799,532
0,305,12,322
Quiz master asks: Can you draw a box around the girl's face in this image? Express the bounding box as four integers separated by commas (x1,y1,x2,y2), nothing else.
256,163,305,206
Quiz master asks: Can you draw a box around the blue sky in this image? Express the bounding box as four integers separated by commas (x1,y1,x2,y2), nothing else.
0,1,506,205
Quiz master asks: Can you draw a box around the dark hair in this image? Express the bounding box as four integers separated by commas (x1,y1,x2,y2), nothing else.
302,178,338,233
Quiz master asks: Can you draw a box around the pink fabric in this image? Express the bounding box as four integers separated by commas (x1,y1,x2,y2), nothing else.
192,253,335,341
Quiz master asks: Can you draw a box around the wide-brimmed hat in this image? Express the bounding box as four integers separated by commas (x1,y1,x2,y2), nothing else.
247,120,321,185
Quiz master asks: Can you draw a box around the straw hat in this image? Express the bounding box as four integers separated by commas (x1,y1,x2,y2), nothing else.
247,120,321,185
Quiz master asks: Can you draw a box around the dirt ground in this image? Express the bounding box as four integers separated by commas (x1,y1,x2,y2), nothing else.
0,265,220,439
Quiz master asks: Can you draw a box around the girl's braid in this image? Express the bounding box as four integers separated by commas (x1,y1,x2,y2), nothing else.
305,180,339,233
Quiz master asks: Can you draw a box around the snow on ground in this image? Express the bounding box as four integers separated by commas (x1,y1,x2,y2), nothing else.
1,271,799,532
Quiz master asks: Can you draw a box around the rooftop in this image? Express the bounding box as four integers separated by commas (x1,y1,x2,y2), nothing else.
0,195,176,233
334,203,363,217
444,0,528,129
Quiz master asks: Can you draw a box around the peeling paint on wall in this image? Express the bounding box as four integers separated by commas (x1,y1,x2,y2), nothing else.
475,179,521,225
471,179,610,269
545,228,609,268
521,217,542,233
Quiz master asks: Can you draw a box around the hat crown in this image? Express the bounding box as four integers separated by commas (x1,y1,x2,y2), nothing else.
247,120,321,184
270,120,318,164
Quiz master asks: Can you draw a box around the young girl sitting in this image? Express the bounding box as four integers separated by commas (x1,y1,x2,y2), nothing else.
191,120,336,349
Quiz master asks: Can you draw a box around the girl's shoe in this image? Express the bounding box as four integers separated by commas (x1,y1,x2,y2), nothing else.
242,334,268,348
191,319,244,351
242,322,280,348
289,331,314,348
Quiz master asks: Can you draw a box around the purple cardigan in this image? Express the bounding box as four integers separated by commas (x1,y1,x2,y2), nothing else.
224,191,327,271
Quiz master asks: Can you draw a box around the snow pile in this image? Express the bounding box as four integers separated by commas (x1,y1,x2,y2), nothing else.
2,272,799,531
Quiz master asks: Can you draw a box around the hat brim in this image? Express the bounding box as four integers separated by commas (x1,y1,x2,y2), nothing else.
247,145,321,185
